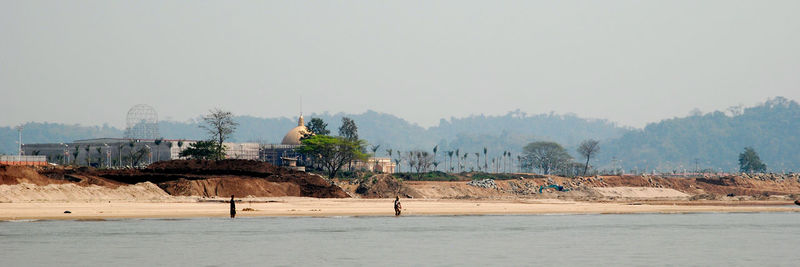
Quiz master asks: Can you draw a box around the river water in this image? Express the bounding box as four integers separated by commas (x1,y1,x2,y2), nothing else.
2,212,799,266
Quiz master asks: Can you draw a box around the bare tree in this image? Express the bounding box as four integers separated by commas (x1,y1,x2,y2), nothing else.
577,139,600,176
200,109,239,160
408,150,433,176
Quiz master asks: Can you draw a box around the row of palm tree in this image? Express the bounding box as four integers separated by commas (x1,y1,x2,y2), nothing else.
381,145,522,174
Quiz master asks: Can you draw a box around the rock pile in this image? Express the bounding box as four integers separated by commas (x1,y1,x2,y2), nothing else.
467,179,498,189
739,173,800,182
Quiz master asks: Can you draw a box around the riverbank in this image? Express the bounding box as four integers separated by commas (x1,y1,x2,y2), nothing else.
2,198,798,220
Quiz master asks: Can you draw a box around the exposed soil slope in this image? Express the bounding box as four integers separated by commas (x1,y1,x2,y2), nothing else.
95,160,348,198
1,160,349,200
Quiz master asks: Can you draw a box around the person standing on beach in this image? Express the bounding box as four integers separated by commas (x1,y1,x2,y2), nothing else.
230,195,236,218
394,196,402,216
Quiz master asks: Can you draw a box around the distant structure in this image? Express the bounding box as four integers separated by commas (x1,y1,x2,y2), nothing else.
124,104,159,139
21,111,394,173
281,114,310,145
259,114,309,166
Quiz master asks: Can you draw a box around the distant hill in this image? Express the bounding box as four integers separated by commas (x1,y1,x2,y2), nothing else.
3,97,799,172
0,123,122,155
597,97,800,172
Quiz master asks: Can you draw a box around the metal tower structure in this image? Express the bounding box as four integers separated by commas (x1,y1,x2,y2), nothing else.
124,104,160,139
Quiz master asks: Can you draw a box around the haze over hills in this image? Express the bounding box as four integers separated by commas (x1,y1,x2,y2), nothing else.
2,97,798,172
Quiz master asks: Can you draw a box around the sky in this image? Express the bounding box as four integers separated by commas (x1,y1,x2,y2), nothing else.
1,1,799,129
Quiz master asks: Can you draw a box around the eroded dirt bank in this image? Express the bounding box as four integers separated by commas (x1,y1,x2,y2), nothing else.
0,160,348,202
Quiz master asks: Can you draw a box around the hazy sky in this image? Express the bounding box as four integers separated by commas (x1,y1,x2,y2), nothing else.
2,1,799,129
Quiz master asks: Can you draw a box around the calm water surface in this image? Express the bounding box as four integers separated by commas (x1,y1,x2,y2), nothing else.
2,213,799,266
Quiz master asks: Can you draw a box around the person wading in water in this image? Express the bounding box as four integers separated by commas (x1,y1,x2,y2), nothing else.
230,195,236,218
394,196,402,216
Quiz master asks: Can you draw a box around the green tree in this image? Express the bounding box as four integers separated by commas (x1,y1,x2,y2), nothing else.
739,147,766,173
179,140,224,160
522,141,573,175
305,118,330,135
577,139,600,176
297,135,368,178
338,117,358,141
200,109,238,160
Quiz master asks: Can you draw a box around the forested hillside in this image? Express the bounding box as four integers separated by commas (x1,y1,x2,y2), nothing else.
597,97,800,172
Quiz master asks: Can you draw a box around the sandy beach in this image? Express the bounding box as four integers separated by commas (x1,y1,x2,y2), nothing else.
2,198,798,220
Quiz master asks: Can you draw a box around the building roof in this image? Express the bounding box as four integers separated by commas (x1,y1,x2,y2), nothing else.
281,115,311,145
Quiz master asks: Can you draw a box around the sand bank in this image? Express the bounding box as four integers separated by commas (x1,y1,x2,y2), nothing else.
1,198,798,220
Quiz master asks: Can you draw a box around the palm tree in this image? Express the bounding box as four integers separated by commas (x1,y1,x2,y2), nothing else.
455,149,460,172
500,150,508,172
394,158,401,173
167,142,174,160
395,150,401,172
71,146,79,166
370,144,381,157
95,147,103,167
84,146,91,166
153,138,163,162
420,151,430,173
447,151,454,173
505,152,511,173
128,140,136,166
117,143,125,167
432,145,439,171
474,152,480,171
483,147,488,171
407,151,414,173
177,140,184,159
386,149,393,159
492,158,496,173
462,153,468,172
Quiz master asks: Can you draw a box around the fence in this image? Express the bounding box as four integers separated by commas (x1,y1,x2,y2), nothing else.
0,155,48,166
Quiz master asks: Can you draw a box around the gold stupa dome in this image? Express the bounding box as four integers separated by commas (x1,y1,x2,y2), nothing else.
281,114,311,145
